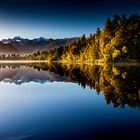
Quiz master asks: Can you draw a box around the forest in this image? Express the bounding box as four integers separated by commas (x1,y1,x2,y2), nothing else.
26,13,140,63
0,13,139,63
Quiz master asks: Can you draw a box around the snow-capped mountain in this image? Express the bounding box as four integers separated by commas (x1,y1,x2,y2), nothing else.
32,37,49,43
0,36,79,55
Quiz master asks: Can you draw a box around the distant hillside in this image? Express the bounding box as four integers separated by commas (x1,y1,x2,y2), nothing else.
1,37,79,55
0,42,19,55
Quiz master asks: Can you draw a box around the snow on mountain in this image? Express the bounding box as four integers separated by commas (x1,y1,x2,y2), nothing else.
0,36,79,55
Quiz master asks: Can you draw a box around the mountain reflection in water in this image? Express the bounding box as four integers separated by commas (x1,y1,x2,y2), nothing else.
0,62,140,140
0,62,140,109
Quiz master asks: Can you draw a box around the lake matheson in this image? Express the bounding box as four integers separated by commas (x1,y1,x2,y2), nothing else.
0,0,140,139
0,63,140,140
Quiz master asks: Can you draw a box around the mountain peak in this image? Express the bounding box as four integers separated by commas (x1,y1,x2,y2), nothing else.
32,37,48,42
13,36,23,42
0,37,79,55
13,36,21,40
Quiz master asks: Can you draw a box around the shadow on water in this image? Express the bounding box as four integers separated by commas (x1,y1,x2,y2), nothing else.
0,62,140,110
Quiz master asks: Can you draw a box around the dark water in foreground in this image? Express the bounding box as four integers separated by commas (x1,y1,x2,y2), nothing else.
0,63,140,140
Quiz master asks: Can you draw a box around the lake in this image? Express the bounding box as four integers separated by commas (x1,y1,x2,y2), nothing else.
0,63,140,140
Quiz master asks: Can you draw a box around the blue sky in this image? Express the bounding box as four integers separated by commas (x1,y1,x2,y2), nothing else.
0,0,140,39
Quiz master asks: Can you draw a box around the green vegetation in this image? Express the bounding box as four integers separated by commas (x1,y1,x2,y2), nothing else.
26,47,63,61
0,54,24,60
61,13,140,63
0,14,139,63
27,13,140,63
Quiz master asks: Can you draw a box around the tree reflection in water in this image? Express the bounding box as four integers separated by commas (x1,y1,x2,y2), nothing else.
0,62,140,109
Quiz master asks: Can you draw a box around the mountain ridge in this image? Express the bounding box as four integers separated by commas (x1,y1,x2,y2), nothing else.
0,36,79,55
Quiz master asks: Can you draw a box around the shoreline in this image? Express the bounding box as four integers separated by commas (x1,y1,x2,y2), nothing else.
0,60,48,63
0,60,139,66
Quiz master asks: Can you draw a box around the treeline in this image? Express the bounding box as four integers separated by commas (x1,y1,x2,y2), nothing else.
26,48,63,61
0,54,25,60
28,13,140,62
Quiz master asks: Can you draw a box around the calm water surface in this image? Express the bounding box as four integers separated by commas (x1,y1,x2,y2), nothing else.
0,63,140,140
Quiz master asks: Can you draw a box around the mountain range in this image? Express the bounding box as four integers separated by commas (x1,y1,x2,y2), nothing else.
0,36,78,55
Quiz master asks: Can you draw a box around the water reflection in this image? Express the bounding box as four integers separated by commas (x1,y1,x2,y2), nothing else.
0,63,73,84
0,63,140,140
0,62,140,109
